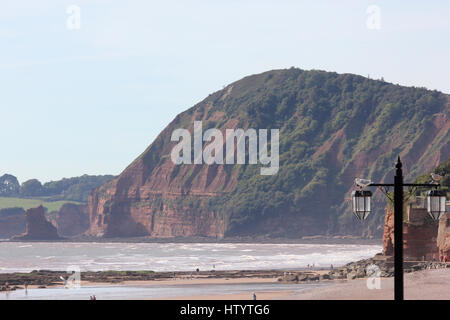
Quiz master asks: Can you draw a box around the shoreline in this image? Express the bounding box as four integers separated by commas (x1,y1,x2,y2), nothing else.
1,236,382,245
3,269,448,300
3,258,446,290
0,268,329,291
2,264,448,300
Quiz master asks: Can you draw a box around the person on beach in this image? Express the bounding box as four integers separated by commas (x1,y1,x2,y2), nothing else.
253,292,256,300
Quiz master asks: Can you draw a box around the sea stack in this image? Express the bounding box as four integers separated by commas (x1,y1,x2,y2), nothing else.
12,205,61,240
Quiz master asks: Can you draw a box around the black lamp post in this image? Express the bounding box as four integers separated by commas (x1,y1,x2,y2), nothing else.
352,156,445,301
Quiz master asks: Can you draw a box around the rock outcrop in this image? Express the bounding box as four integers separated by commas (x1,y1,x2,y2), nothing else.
11,206,61,240
383,206,439,260
437,213,450,260
88,69,450,239
49,203,90,237
0,207,26,239
382,207,395,256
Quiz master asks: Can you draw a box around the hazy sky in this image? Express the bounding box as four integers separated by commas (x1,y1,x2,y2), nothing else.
1,1,449,183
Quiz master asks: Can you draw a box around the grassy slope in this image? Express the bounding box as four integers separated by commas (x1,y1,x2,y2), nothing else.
0,197,82,213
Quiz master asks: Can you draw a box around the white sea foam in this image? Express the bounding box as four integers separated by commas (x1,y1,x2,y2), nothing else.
0,242,382,273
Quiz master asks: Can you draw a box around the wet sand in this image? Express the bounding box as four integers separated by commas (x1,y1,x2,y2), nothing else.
167,290,293,300
168,269,449,300
82,277,278,287
3,268,448,300
288,268,449,300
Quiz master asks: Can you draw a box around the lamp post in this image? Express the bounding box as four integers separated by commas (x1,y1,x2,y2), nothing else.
352,156,446,301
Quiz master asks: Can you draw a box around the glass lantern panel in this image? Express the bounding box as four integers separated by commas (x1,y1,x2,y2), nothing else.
440,196,446,213
357,197,365,213
365,196,371,213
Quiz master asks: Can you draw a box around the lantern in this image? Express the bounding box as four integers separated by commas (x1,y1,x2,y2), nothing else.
351,190,372,220
426,189,446,220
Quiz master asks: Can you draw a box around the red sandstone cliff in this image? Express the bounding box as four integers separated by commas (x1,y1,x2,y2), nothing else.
49,203,90,237
87,111,235,238
437,213,449,260
12,206,61,240
88,70,450,239
383,206,439,260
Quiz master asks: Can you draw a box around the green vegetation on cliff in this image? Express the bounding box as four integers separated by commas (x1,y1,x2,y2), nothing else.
174,69,448,237
415,158,450,196
97,68,450,238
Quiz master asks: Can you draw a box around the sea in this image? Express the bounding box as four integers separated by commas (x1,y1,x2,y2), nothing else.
0,241,381,300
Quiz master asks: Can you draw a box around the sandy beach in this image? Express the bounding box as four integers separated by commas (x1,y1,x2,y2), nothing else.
286,268,450,300
2,268,448,300
166,269,450,300
67,268,450,300
82,277,278,287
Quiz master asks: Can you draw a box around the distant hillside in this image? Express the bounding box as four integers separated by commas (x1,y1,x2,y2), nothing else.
87,68,447,238
0,174,115,202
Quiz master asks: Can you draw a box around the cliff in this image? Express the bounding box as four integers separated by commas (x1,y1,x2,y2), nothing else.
49,203,90,237
412,157,450,260
0,207,26,239
437,213,450,260
88,68,450,238
383,206,441,261
12,205,61,240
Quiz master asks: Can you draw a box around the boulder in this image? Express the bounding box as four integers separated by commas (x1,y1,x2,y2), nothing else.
347,271,357,280
297,274,309,281
284,274,298,282
355,270,366,278
319,274,331,280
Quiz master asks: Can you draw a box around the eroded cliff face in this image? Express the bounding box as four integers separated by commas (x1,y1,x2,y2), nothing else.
50,203,90,237
88,69,450,239
382,207,394,256
437,213,450,260
88,112,237,238
12,205,61,240
383,206,439,260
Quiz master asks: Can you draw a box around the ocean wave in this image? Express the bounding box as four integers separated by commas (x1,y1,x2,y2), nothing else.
0,242,382,273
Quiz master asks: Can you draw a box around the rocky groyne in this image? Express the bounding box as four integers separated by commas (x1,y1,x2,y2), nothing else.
280,255,449,283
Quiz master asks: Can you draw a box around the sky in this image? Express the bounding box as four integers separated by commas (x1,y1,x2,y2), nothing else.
1,1,450,183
